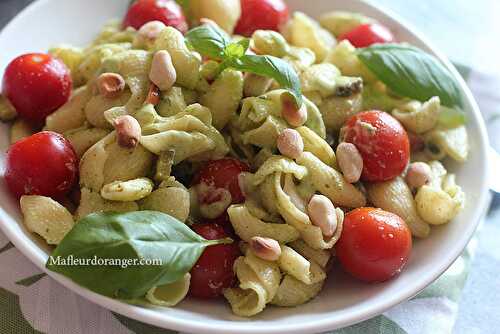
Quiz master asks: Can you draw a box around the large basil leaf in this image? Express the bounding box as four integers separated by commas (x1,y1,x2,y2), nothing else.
230,55,303,105
46,211,229,299
357,44,463,108
185,24,231,60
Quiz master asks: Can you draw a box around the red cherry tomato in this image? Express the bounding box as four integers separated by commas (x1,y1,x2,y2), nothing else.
339,23,395,48
123,0,188,34
341,110,410,182
193,158,250,205
408,131,425,152
336,207,412,282
5,131,78,199
2,53,72,125
206,212,237,239
189,223,240,298
235,0,289,37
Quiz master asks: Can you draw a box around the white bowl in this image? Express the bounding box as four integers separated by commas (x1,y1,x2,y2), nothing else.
0,0,491,333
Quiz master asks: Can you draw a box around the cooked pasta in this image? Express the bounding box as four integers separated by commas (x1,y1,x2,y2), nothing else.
224,251,281,317
296,152,366,208
146,273,191,307
20,195,75,245
366,177,431,238
227,204,300,243
285,12,336,62
415,161,465,225
392,96,441,134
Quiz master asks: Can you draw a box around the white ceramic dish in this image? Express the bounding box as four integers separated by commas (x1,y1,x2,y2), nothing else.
0,0,491,333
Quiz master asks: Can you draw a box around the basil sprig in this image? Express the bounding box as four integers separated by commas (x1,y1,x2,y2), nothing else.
186,24,303,105
357,44,466,125
46,211,231,299
186,23,232,60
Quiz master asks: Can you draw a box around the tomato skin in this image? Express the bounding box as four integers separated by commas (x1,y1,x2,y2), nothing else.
123,0,188,33
339,23,394,48
234,0,289,37
5,131,78,199
193,158,250,205
206,212,237,239
341,110,410,182
189,223,240,299
336,208,412,282
2,53,72,125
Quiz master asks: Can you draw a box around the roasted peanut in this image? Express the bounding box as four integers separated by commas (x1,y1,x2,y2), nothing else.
336,142,363,183
97,73,126,99
307,194,338,237
406,162,432,189
149,50,177,91
250,237,282,261
277,128,304,160
114,115,141,149
281,93,307,127
145,83,161,105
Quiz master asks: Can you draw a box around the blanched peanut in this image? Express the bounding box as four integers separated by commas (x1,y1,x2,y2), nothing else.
250,237,282,261
145,83,161,105
307,194,338,237
199,18,219,28
114,115,141,149
281,93,307,127
149,50,177,91
97,73,126,98
138,21,166,42
406,162,432,188
336,142,363,183
277,128,304,160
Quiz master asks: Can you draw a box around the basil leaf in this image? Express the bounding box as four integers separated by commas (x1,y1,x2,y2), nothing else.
438,107,467,128
186,24,302,105
185,24,231,60
357,44,463,108
236,38,250,53
46,211,230,299
230,55,303,105
224,42,246,59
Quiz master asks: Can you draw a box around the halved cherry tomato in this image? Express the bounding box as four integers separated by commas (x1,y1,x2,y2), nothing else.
235,0,289,37
123,0,188,33
5,131,78,199
189,223,240,298
339,23,394,48
336,207,412,282
2,53,72,125
192,158,250,206
341,110,410,182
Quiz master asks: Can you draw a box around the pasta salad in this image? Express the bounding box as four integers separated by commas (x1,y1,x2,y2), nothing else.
0,0,468,317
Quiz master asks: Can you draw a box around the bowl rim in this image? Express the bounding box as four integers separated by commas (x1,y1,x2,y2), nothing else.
0,0,491,333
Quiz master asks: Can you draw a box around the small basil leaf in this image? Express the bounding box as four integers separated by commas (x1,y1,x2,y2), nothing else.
357,44,463,108
438,107,467,128
236,38,250,53
185,24,231,60
46,211,230,299
224,43,246,59
230,55,303,105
